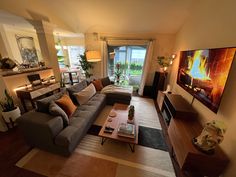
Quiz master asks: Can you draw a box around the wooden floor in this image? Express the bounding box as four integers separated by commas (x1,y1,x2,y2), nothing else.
0,97,197,177
0,128,45,177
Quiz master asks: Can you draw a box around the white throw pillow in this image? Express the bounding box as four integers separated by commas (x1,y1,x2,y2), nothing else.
74,83,96,105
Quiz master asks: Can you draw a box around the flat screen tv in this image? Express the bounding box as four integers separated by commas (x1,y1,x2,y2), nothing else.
177,47,236,113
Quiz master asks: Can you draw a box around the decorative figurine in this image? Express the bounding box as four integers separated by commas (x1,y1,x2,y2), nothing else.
192,120,226,154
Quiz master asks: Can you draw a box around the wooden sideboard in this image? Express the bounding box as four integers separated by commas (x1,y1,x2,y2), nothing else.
16,82,60,112
159,94,229,177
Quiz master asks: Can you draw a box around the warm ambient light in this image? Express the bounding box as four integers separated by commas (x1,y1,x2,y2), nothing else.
171,54,177,59
86,51,101,62
13,84,32,92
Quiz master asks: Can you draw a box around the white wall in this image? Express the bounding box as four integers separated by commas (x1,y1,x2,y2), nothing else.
168,0,236,176
85,33,176,84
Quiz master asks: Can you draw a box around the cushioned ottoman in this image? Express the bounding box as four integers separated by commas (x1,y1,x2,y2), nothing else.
101,85,133,105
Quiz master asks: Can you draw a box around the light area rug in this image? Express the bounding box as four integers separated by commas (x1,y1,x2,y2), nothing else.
95,96,162,130
16,97,175,177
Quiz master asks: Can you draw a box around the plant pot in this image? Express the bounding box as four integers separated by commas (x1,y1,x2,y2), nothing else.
2,107,21,123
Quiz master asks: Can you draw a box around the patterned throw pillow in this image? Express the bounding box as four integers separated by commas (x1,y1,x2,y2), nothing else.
49,101,69,127
55,94,77,117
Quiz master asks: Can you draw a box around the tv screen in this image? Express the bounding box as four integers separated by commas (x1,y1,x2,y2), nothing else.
177,47,236,113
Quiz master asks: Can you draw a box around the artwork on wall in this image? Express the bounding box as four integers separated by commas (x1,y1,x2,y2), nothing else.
15,35,38,66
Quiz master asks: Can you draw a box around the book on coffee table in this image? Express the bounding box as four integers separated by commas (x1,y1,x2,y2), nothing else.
117,123,135,138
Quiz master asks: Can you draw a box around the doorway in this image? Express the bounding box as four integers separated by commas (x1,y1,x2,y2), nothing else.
107,45,147,91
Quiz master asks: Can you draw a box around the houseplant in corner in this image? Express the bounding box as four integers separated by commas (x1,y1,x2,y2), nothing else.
0,89,21,125
79,52,93,79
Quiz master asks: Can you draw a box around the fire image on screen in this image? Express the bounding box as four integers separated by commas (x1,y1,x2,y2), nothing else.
177,48,235,113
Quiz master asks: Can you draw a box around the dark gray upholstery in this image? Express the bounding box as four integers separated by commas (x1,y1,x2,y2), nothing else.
67,80,88,104
106,92,131,105
18,78,131,156
18,89,106,156
49,101,69,127
101,77,111,87
17,111,66,154
36,88,67,113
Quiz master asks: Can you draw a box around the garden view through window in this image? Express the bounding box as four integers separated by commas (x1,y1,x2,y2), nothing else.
108,46,147,90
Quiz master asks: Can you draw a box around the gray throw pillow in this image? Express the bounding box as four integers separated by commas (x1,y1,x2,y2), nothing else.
36,88,67,113
49,101,69,127
101,77,111,87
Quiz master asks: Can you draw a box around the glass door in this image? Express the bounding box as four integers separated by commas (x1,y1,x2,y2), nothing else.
107,45,147,90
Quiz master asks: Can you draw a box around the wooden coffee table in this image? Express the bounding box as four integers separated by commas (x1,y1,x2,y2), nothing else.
98,103,139,152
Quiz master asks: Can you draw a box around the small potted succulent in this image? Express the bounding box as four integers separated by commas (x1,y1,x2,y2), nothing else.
128,105,135,121
0,90,21,124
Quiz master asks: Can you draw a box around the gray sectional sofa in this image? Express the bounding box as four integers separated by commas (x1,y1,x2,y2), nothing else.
18,80,106,156
18,77,132,156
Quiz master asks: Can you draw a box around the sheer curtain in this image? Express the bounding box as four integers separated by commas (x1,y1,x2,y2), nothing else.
101,40,108,77
138,41,153,95
101,39,154,95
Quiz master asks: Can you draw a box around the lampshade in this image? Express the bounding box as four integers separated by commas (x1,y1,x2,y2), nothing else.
86,51,101,62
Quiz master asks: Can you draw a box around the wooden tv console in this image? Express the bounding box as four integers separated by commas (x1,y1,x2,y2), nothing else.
158,93,229,177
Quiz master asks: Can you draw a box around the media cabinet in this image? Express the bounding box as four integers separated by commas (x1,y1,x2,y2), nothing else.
158,93,229,177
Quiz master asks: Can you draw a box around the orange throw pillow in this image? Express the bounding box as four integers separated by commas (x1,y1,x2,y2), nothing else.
55,94,76,117
92,79,104,91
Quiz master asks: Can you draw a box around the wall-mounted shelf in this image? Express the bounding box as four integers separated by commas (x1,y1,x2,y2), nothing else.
1,67,52,77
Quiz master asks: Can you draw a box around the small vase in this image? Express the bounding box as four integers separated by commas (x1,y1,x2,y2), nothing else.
128,115,134,121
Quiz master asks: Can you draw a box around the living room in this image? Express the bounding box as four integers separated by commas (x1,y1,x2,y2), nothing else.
0,1,235,177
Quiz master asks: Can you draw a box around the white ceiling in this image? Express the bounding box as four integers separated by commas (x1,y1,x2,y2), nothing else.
0,0,197,34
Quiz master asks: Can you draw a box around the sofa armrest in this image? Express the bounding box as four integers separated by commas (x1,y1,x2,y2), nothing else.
55,126,79,147
55,125,85,153
17,111,64,145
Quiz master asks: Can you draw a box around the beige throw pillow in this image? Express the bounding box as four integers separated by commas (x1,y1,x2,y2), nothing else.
74,83,96,105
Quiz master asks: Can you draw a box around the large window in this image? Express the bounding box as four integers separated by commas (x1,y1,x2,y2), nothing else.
108,45,146,89
56,45,85,69
68,46,85,68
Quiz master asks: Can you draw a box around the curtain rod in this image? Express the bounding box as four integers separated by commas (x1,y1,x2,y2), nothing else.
100,36,154,41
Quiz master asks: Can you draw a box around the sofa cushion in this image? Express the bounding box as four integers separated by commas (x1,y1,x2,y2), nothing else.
67,80,88,104
36,88,67,113
86,93,106,105
55,94,76,117
73,84,96,105
101,77,111,87
55,126,81,147
92,79,103,91
49,101,69,127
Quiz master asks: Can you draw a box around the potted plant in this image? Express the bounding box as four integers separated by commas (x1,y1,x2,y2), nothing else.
157,56,175,72
114,63,122,83
0,89,21,123
79,52,93,79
